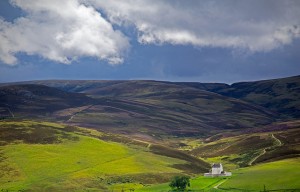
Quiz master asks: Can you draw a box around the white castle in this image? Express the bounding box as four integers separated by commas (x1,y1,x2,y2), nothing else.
204,163,232,177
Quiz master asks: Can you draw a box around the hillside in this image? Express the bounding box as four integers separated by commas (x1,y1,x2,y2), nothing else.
0,84,95,118
213,75,300,119
0,80,126,94
2,75,299,120
0,75,299,137
3,76,299,120
180,120,300,168
72,81,276,134
0,120,209,191
0,82,277,137
2,120,298,191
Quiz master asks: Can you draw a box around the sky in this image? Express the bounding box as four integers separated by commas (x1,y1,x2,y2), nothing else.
0,0,300,83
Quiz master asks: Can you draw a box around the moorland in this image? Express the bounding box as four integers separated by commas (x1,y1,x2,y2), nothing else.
0,75,299,191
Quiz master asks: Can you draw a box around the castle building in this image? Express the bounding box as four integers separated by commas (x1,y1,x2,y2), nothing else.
211,163,223,175
204,163,232,177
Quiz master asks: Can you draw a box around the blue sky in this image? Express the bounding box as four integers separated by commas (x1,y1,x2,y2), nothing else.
0,0,300,83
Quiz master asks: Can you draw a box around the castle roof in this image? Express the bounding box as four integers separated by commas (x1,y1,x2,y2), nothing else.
212,163,222,168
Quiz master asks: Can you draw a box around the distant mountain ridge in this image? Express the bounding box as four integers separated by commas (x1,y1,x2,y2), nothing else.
0,75,298,136
174,76,300,119
2,75,298,117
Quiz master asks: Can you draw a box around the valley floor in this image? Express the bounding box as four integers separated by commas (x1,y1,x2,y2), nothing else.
136,158,300,192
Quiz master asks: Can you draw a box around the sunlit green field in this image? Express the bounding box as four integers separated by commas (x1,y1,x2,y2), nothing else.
0,121,185,191
136,176,224,192
135,158,300,192
221,158,300,191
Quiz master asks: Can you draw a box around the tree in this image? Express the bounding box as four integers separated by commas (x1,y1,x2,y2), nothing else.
169,176,190,191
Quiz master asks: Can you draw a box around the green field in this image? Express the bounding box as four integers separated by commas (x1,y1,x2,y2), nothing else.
0,121,188,191
136,176,225,192
135,158,300,192
221,158,300,191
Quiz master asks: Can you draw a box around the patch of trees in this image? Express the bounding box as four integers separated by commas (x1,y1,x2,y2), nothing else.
169,176,190,191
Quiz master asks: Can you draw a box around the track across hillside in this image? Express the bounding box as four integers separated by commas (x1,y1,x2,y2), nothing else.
248,134,283,166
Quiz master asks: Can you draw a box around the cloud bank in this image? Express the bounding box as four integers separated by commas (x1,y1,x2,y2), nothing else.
91,0,300,51
0,0,300,65
0,0,129,65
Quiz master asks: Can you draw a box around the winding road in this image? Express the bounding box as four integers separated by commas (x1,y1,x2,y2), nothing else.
248,134,282,166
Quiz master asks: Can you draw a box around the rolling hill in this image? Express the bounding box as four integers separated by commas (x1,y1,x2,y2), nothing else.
3,76,299,121
0,84,95,118
0,120,210,191
180,120,300,168
213,75,300,119
3,75,298,121
0,82,277,137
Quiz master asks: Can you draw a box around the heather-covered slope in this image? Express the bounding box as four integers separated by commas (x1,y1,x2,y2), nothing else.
0,81,277,136
0,84,95,118
214,75,300,118
3,75,299,121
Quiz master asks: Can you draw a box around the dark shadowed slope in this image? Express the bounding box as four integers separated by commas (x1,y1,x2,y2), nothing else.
2,75,299,120
213,75,300,119
0,80,126,94
0,82,277,137
0,84,95,118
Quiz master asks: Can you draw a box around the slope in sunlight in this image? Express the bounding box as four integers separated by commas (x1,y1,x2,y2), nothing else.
0,120,209,191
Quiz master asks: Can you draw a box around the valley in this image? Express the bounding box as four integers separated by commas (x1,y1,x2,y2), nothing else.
0,76,299,191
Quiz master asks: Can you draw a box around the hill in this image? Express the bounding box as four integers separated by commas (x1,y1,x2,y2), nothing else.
4,75,299,120
0,84,95,118
0,82,277,137
212,75,300,119
1,75,299,137
178,120,300,168
0,120,209,191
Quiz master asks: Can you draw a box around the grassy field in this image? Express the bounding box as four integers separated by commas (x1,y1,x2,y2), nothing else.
134,158,300,192
220,158,300,191
0,120,192,191
136,176,225,192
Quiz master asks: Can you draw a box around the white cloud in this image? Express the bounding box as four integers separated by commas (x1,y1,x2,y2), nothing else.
0,0,300,65
87,0,300,51
0,0,129,65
